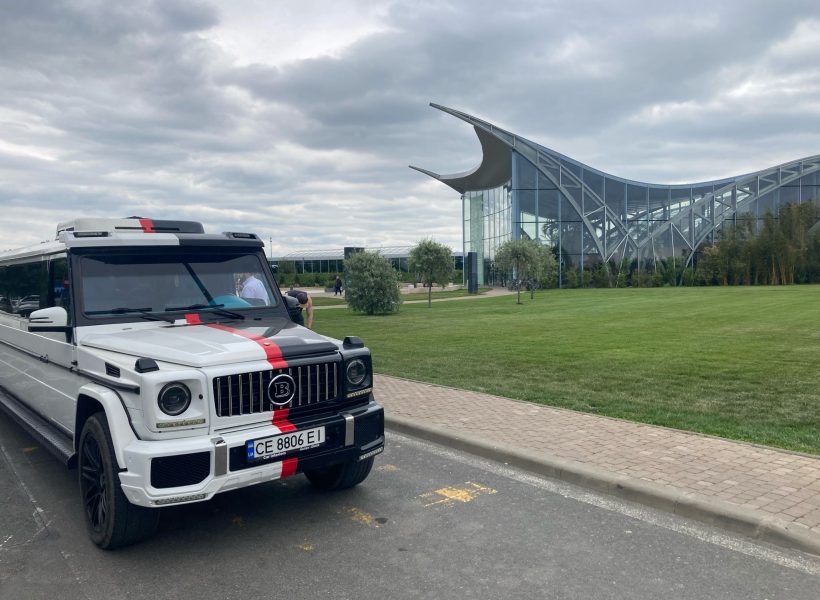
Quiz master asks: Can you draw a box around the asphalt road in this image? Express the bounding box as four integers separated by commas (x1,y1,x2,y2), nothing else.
1,411,819,600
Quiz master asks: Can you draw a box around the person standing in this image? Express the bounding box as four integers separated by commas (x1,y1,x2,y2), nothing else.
333,274,343,296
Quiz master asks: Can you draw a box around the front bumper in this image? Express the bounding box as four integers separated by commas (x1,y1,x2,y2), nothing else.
118,400,384,507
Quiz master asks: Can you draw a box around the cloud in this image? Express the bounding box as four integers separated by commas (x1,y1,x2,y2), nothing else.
1,0,820,255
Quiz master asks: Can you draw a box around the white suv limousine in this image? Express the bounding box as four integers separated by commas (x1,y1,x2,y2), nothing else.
0,218,384,549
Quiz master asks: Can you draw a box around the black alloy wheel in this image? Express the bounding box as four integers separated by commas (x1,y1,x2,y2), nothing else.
78,413,160,549
80,432,108,532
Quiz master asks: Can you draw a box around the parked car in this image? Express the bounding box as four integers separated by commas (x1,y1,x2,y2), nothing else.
0,217,384,549
14,294,40,317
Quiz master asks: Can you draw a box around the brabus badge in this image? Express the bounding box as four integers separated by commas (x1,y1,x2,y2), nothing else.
268,374,296,407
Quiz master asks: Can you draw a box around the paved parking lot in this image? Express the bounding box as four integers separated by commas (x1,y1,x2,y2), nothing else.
1,412,819,599
377,374,820,555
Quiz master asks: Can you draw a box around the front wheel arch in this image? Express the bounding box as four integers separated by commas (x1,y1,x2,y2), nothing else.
73,384,138,470
75,394,103,453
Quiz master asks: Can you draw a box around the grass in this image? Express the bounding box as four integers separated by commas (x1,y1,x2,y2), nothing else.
313,286,820,455
312,287,491,306
401,287,492,301
311,296,348,306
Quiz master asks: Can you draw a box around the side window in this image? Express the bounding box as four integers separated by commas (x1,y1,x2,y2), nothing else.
0,266,12,314
0,261,48,318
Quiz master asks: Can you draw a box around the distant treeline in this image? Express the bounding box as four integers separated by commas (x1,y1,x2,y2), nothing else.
555,201,820,288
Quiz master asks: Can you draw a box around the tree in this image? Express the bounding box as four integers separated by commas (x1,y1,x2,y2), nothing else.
495,239,539,304
408,239,453,307
343,251,402,315
536,244,558,288
530,242,558,297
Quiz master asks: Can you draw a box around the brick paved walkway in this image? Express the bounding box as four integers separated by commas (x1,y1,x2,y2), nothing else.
376,374,820,547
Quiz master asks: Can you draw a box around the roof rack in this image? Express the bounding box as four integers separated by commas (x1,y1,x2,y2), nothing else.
56,218,205,237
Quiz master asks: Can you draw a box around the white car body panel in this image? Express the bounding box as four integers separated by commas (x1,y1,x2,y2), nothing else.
0,316,79,432
0,217,383,531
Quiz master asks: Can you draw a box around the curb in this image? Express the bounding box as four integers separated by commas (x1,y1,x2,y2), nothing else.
386,414,820,558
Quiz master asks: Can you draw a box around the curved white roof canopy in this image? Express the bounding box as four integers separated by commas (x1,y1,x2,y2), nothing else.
411,103,820,266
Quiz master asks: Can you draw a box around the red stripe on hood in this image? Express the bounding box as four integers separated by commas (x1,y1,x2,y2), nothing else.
182,315,288,370
139,218,155,233
206,323,288,370
281,457,298,478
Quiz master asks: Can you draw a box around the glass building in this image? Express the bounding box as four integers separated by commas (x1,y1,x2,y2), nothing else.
272,246,463,274
411,104,820,285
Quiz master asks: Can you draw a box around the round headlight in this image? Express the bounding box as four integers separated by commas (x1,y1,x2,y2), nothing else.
346,359,368,387
158,382,191,416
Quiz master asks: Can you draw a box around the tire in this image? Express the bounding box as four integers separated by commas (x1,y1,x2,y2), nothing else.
78,413,160,549
304,456,375,491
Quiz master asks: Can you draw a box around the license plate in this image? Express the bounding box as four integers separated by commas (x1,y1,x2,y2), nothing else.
246,426,325,462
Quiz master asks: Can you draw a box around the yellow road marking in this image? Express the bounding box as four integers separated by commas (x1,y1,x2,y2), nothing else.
377,464,399,472
296,543,315,552
343,506,383,528
420,481,497,507
22,447,38,453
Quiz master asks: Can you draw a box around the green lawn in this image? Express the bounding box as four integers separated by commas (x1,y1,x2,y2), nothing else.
312,287,491,306
311,296,348,306
401,287,492,301
314,286,820,455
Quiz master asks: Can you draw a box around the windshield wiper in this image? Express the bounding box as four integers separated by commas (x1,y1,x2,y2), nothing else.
164,303,245,321
86,307,176,324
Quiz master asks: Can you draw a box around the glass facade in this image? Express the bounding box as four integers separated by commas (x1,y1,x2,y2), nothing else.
463,184,511,284
420,105,820,286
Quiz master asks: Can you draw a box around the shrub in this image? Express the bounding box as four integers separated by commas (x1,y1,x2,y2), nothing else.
344,252,402,315
564,268,579,288
396,270,416,284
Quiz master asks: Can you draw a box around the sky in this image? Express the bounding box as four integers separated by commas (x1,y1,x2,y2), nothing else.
2,0,820,255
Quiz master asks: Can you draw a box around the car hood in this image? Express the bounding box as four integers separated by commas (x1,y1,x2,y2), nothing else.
80,318,340,368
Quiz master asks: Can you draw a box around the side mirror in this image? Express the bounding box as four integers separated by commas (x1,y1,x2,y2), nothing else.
29,306,69,330
284,295,302,323
343,336,364,349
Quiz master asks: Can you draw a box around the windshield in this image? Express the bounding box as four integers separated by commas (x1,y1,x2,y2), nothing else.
78,251,278,319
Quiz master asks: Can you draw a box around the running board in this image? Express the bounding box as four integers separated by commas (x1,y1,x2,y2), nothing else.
0,387,76,468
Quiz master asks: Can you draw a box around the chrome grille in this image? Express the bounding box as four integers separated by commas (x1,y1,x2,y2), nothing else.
212,362,339,417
